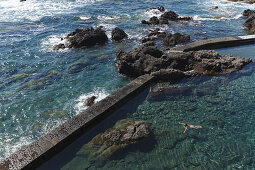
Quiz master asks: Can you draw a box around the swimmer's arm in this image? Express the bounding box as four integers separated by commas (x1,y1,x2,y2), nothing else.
178,122,185,125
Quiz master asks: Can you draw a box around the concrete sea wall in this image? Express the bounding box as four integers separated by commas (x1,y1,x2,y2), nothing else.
0,75,154,170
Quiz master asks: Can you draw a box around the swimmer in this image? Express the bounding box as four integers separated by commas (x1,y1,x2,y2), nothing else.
178,122,202,134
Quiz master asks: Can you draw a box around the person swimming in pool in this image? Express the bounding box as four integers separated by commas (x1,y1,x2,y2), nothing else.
178,122,202,134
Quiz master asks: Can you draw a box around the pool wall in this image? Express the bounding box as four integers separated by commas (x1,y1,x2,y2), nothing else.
0,74,154,170
170,35,255,52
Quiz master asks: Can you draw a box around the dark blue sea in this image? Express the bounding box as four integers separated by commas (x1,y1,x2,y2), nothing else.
1,0,255,169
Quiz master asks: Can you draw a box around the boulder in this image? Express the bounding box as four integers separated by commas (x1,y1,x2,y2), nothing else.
141,10,192,25
141,16,159,25
116,46,252,81
242,9,255,18
139,28,166,44
53,26,108,50
111,27,128,41
243,12,255,34
160,11,179,21
84,96,96,107
163,33,190,46
116,46,165,77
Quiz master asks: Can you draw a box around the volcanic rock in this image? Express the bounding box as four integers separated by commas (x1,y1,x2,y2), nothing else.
84,96,96,107
53,26,108,50
242,9,255,18
163,33,190,46
77,119,150,159
111,27,128,41
116,46,252,82
243,10,255,34
139,28,166,44
142,10,192,25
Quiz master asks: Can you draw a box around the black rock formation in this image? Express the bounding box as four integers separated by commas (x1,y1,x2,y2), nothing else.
111,27,128,41
54,26,108,50
116,46,252,82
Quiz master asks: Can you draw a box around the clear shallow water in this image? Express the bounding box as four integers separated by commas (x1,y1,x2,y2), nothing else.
40,53,255,169
0,0,255,163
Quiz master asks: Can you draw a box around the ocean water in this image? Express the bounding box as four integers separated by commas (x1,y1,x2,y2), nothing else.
0,0,255,167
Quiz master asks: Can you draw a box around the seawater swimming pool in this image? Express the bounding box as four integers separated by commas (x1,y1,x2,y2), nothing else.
37,45,255,169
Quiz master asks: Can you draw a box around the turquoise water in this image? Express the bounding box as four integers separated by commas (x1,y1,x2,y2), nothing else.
1,0,255,165
40,50,255,169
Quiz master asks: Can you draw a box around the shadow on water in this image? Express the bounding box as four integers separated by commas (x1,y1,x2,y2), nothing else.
37,86,152,170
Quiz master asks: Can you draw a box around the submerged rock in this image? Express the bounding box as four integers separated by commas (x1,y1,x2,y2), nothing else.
79,119,150,159
62,119,151,169
68,62,90,74
111,27,128,41
20,71,61,90
54,26,108,50
147,83,218,101
116,46,252,81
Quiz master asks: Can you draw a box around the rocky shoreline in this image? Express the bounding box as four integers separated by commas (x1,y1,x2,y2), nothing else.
53,6,253,84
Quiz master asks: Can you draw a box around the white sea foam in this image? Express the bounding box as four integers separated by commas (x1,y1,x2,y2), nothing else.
40,33,68,52
75,88,109,114
98,15,121,21
195,0,255,21
143,8,165,19
0,0,99,22
79,16,92,20
0,133,33,161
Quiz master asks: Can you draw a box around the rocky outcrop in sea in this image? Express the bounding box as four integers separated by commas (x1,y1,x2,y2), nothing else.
243,9,255,34
141,9,192,25
228,0,255,4
139,28,190,47
53,26,108,50
116,46,252,82
111,27,128,41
